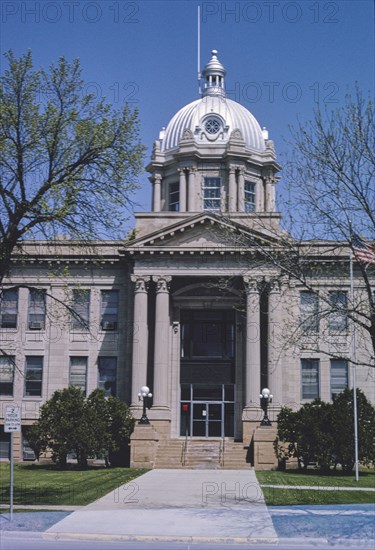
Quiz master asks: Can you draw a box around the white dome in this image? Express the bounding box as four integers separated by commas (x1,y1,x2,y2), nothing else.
161,95,266,152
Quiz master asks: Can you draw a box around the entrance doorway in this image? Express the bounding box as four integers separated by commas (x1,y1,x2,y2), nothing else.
179,309,236,438
180,383,235,437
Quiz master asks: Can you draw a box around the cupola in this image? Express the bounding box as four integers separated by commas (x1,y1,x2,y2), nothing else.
201,50,226,97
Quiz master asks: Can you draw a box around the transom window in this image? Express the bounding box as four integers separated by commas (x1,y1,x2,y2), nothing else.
181,310,235,360
169,182,180,212
244,181,256,212
205,118,221,135
203,177,221,210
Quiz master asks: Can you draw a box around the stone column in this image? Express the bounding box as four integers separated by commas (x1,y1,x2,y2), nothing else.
265,174,276,212
153,174,162,212
228,166,237,212
131,276,150,408
238,168,245,212
268,279,283,405
244,277,261,406
187,168,196,212
257,180,264,212
179,169,187,212
152,275,171,409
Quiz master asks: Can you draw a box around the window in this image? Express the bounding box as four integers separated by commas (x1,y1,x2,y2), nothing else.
100,290,119,331
0,288,18,328
169,182,180,212
330,359,348,399
328,291,348,333
0,355,15,396
244,181,256,212
205,117,221,135
203,177,221,210
301,359,320,400
98,357,117,397
69,357,87,394
25,356,43,397
300,291,319,333
71,289,90,329
28,289,46,330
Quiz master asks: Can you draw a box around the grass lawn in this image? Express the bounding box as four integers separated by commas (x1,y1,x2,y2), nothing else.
0,463,149,506
256,468,375,506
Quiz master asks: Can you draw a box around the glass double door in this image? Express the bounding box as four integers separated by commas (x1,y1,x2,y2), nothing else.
180,384,235,438
192,402,222,437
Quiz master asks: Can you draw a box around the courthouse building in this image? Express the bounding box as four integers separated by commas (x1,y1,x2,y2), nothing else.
1,51,373,467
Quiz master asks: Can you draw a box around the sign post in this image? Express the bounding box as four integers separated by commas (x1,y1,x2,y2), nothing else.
4,405,21,521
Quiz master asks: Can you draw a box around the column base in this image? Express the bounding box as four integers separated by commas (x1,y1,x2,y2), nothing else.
252,426,278,470
130,424,159,468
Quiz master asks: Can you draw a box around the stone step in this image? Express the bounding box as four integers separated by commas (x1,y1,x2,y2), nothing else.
154,439,252,469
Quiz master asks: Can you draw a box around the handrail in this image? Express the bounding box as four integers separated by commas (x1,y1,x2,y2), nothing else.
181,432,188,466
219,437,225,467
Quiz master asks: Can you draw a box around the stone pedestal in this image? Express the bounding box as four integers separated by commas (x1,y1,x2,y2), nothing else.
253,426,278,470
130,424,159,468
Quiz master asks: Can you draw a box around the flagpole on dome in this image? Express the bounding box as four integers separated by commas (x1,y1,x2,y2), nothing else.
349,221,359,482
197,4,202,96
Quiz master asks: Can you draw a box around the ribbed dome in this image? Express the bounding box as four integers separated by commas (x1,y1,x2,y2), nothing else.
161,95,266,152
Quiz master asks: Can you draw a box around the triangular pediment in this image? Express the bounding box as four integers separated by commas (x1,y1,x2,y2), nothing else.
124,212,282,253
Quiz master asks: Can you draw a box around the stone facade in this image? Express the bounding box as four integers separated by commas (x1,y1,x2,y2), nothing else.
1,51,374,467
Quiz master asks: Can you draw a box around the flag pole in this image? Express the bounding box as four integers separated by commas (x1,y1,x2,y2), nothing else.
349,240,359,482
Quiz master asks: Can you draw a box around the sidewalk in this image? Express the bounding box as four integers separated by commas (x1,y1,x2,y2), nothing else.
44,469,278,543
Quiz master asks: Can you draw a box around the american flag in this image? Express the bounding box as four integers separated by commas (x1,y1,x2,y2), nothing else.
351,233,375,265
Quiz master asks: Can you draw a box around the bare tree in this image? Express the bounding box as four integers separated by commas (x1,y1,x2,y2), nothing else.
209,89,374,368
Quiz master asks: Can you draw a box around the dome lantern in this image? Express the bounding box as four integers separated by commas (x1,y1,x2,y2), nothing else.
201,50,226,97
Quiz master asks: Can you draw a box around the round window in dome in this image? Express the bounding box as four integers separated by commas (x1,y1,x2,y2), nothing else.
205,118,221,135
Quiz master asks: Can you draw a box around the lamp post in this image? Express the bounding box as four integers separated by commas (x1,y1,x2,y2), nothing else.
259,388,273,426
138,385,152,425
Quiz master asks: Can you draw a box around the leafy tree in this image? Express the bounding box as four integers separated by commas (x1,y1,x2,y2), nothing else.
28,387,135,468
0,50,146,283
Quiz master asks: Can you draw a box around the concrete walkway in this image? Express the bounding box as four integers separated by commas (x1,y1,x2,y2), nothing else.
45,469,277,543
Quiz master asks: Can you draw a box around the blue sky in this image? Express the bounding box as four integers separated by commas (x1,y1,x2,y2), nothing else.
1,0,374,229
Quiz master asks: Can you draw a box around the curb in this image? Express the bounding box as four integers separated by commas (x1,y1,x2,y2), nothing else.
43,532,279,544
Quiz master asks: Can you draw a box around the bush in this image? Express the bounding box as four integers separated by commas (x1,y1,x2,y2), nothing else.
275,389,375,472
28,387,135,468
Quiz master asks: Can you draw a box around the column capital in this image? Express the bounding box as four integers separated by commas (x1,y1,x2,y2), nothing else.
153,173,162,184
131,275,150,292
243,276,260,293
153,275,172,292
